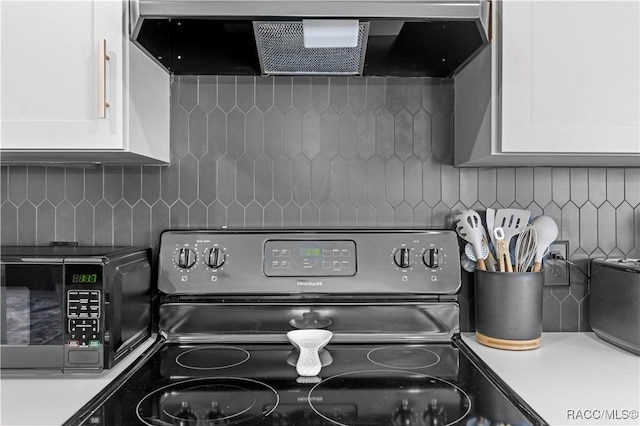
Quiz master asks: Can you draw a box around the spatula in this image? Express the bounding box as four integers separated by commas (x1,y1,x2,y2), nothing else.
494,208,531,264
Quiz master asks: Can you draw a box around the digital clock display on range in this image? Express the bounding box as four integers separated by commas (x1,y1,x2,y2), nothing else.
300,248,321,257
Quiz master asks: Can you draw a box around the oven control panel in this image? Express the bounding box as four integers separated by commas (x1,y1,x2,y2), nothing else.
264,240,356,276
159,230,461,295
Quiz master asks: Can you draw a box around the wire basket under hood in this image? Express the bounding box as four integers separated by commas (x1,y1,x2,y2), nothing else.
253,21,370,75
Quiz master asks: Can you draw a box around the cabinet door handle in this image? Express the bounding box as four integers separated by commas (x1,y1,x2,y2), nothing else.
98,38,110,118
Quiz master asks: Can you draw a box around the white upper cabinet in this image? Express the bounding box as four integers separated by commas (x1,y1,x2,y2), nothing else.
1,0,170,165
454,0,640,166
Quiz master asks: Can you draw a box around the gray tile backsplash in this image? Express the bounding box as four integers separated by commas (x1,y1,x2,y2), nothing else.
2,76,639,332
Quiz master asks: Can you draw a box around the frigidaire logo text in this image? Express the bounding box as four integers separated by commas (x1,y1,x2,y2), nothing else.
297,280,323,287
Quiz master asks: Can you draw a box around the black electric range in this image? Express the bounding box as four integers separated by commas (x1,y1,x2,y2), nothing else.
65,230,546,426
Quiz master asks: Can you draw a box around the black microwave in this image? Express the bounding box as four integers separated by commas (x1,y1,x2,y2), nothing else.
0,246,152,373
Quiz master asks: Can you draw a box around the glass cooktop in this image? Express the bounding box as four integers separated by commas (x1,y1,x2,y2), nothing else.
68,339,544,426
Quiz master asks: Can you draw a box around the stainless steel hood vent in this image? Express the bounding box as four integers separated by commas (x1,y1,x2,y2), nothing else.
130,0,490,77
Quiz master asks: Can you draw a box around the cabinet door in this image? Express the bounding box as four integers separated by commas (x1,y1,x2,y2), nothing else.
1,0,123,150
500,0,639,154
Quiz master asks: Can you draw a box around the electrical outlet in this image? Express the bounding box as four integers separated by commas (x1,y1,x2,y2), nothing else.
543,241,570,286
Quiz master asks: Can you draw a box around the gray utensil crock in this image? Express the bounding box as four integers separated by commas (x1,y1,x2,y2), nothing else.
474,270,544,350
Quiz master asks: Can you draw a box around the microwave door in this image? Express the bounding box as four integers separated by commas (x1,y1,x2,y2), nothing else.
1,263,65,370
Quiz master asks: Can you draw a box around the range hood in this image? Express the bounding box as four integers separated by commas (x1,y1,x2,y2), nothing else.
130,0,491,77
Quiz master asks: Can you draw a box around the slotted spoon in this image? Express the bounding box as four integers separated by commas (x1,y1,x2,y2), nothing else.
464,241,489,262
455,210,487,271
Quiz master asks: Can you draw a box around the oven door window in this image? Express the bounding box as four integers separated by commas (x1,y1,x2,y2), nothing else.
1,264,64,346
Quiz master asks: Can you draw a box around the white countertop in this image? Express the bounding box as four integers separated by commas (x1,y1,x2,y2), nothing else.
1,333,638,425
0,338,157,426
462,332,640,426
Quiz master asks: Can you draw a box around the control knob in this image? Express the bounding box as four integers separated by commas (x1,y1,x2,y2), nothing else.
204,247,226,269
175,248,197,269
423,248,441,268
393,248,413,269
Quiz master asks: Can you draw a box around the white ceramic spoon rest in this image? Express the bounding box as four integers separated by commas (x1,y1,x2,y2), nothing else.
286,329,333,376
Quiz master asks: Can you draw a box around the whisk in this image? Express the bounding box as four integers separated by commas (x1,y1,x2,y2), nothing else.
514,225,538,272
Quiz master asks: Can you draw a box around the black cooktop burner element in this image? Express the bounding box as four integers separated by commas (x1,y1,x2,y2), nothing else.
309,370,471,426
367,346,441,369
176,346,251,370
136,377,279,425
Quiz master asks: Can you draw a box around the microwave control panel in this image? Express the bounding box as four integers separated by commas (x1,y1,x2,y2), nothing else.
63,263,104,369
